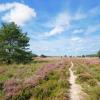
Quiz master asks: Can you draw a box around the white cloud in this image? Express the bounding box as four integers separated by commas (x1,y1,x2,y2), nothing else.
0,2,36,26
65,36,100,55
45,26,64,36
30,35,100,56
70,37,82,42
45,12,71,36
44,10,87,37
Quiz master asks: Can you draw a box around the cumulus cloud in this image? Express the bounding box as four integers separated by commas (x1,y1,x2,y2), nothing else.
0,2,36,26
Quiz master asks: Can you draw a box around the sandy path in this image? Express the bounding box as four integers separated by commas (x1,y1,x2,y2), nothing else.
69,61,86,100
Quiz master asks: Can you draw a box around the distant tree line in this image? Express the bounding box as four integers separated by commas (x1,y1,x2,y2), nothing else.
98,50,100,58
85,54,97,57
0,22,33,64
80,50,100,58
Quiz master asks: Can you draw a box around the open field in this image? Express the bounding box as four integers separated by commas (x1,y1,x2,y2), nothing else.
0,57,100,100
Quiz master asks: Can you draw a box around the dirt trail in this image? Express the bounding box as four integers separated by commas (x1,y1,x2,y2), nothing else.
69,61,86,100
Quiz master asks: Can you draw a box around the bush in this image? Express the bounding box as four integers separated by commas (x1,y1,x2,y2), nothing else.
12,88,32,100
77,73,93,82
40,54,47,58
89,86,100,100
87,79,97,86
75,66,85,74
0,82,3,90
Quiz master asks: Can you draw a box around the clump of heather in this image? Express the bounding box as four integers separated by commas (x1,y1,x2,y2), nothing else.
24,63,58,87
3,78,22,99
82,58,100,66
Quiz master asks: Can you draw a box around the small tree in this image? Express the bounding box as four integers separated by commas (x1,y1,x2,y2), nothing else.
40,54,47,58
0,22,32,64
82,55,85,58
97,50,100,58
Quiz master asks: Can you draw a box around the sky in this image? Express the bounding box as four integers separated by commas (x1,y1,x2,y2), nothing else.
0,0,100,56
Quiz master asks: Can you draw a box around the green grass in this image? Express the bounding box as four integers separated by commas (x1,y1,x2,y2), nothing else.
12,62,70,100
0,58,70,100
0,59,55,82
73,59,100,100
29,65,70,100
89,64,100,81
0,58,57,99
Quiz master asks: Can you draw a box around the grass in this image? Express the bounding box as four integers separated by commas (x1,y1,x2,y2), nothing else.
29,64,70,100
0,58,59,99
72,58,100,100
0,61,52,82
2,57,99,99
0,57,70,100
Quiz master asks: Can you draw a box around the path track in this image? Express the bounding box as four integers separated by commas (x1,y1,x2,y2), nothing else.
69,61,86,100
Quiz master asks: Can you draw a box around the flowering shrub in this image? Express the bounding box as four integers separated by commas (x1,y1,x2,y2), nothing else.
3,60,68,99
3,78,22,99
83,58,100,66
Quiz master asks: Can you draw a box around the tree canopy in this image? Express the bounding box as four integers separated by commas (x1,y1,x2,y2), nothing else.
0,22,32,64
97,50,100,58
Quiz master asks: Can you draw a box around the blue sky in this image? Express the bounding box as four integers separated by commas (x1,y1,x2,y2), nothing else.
0,0,100,56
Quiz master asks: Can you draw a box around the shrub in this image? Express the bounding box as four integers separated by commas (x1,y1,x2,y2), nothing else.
89,86,100,100
87,79,97,86
75,66,85,74
77,73,93,82
12,88,32,100
0,82,3,90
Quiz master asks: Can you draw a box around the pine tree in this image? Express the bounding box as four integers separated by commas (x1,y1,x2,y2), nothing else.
0,22,32,64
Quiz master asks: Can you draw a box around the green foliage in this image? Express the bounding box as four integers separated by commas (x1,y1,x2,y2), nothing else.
88,86,100,100
30,66,70,100
10,64,70,100
0,82,3,91
74,60,100,99
40,54,47,58
97,50,100,58
0,22,32,64
78,73,93,82
12,88,32,100
32,54,38,57
85,54,97,57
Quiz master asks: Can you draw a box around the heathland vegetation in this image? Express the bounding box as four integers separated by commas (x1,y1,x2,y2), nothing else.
72,58,100,100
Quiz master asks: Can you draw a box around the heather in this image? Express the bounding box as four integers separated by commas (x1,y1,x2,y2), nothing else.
0,57,70,100
0,57,100,100
72,58,100,100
